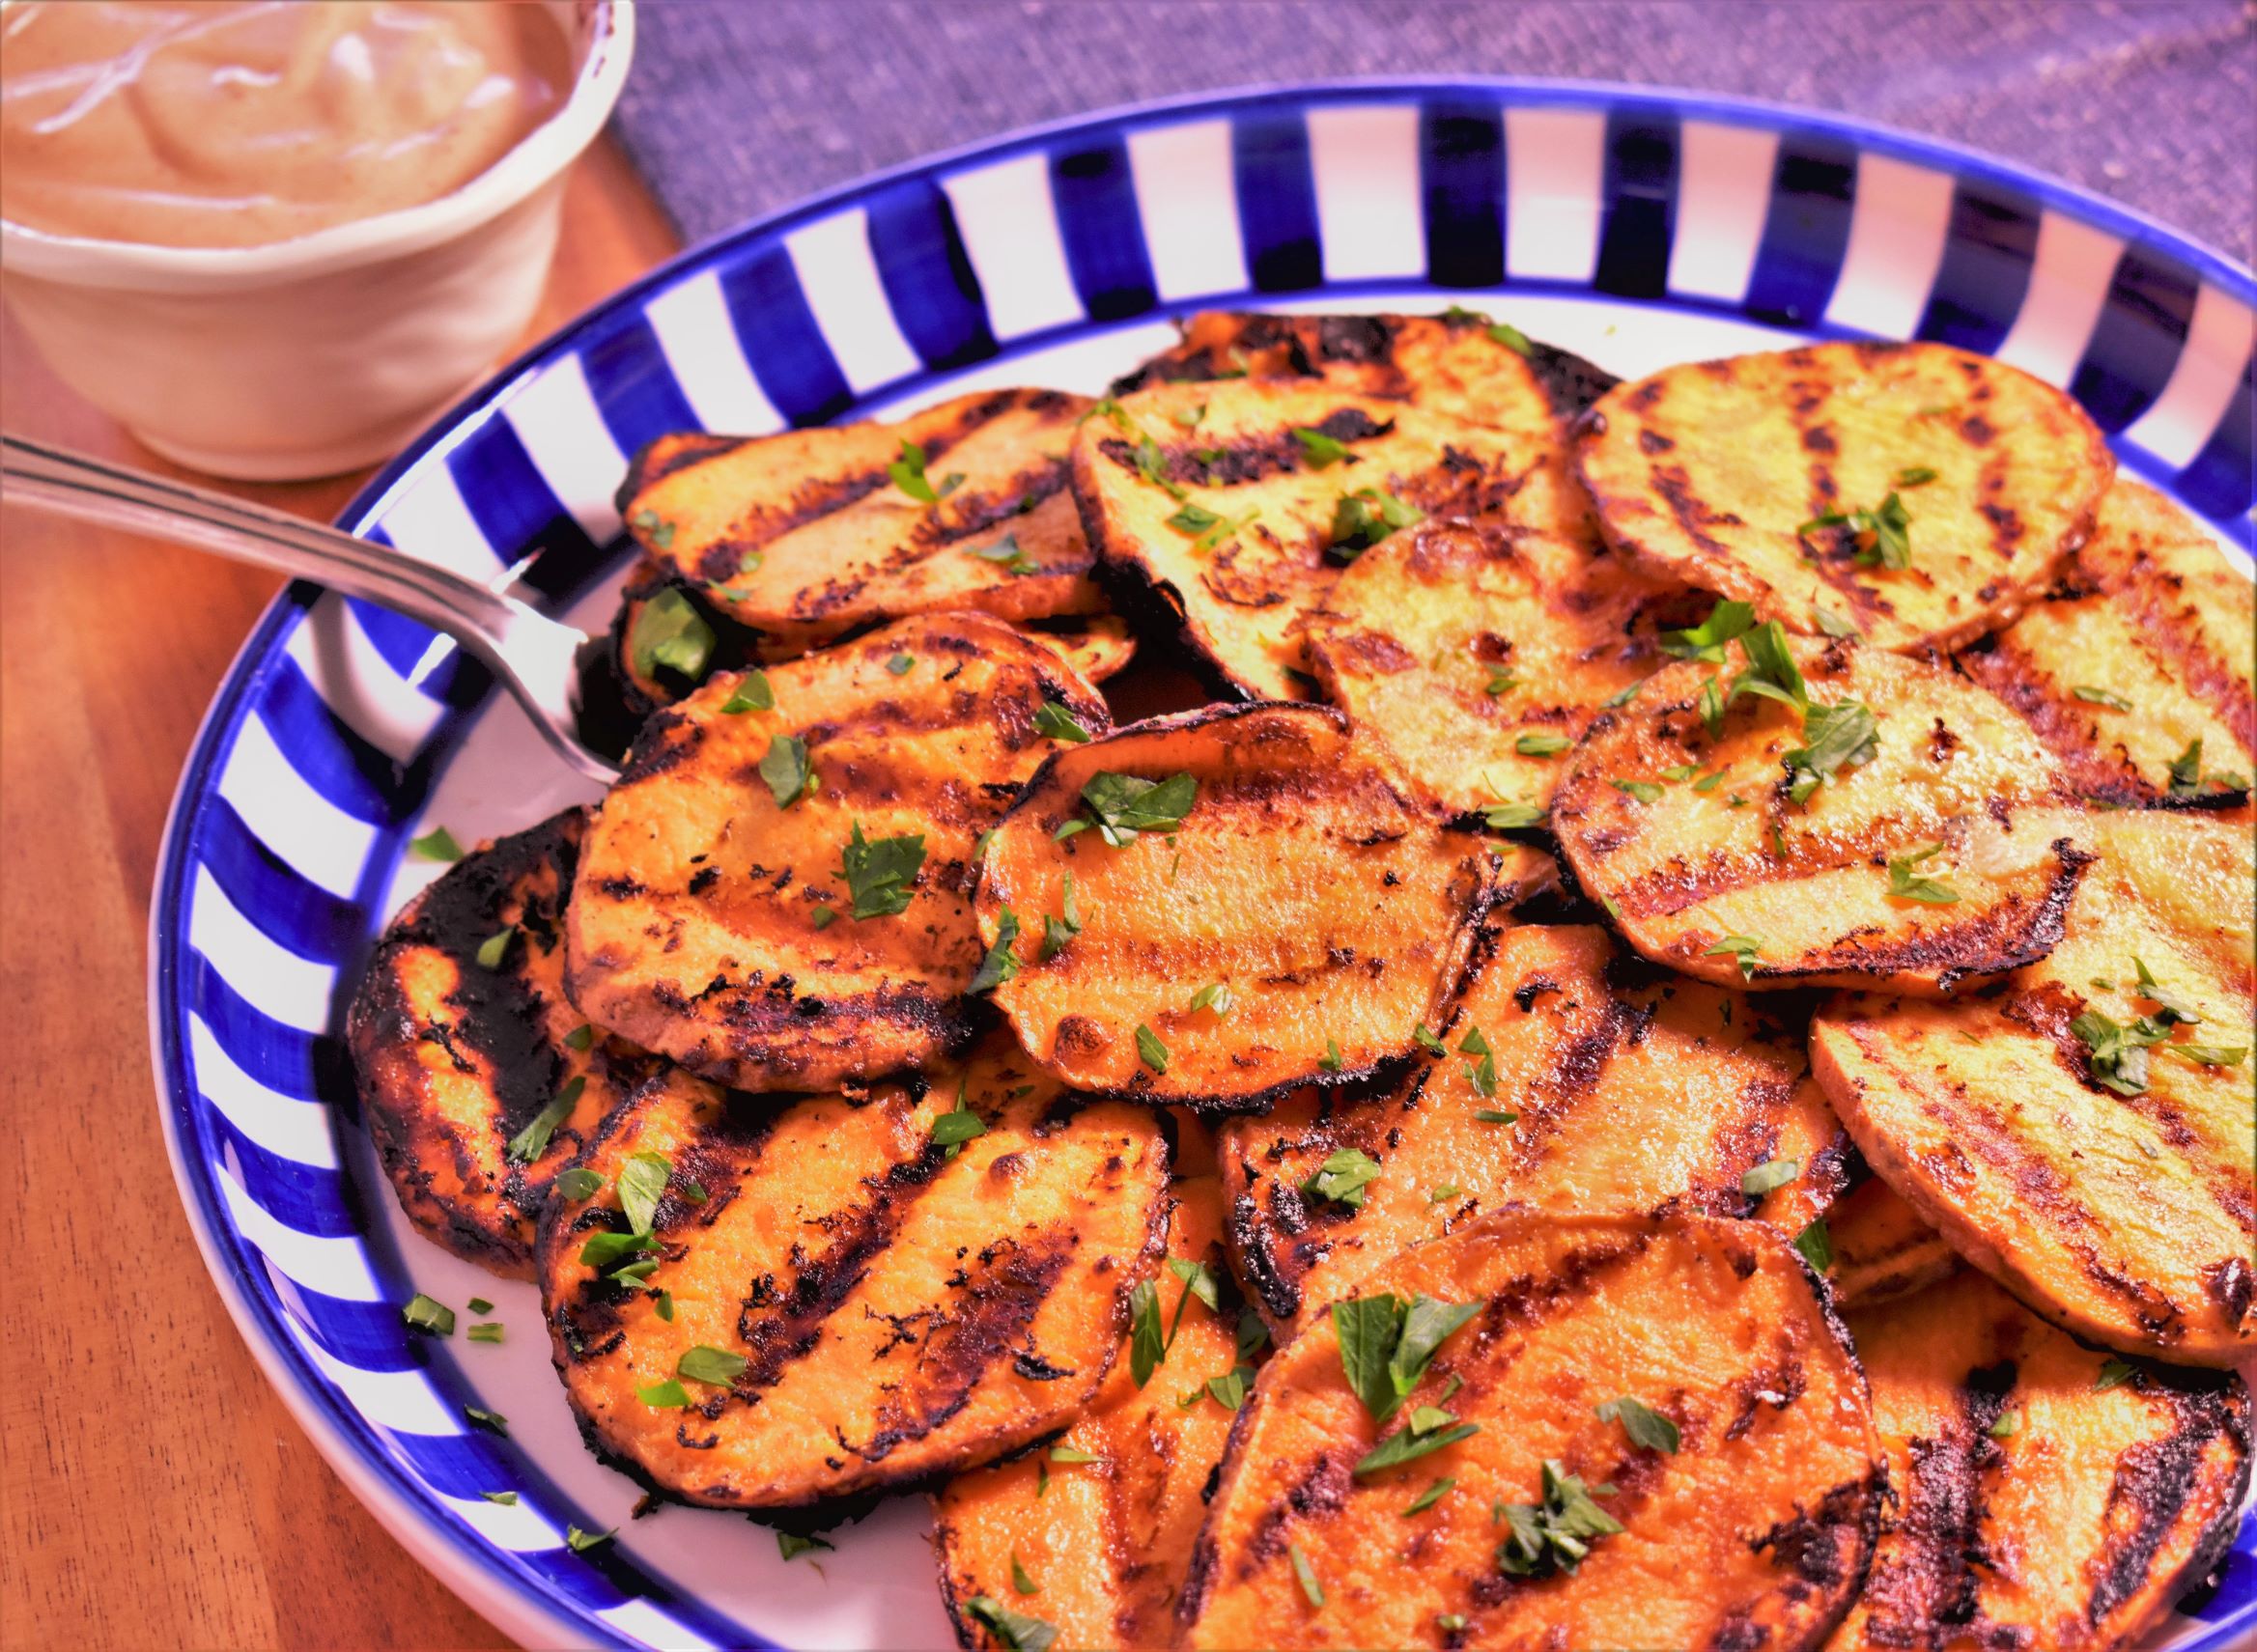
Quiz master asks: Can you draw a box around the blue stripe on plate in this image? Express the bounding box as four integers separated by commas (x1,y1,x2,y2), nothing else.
864,177,998,371
389,1428,532,1499
2172,354,2256,519
717,243,854,427
1231,107,1323,293
185,951,348,1100
201,1113,358,1238
341,585,487,710
1049,136,1157,322
1419,97,1506,289
258,656,417,826
580,314,700,462
1594,110,1679,300
198,796,366,966
278,1284,425,1372
2071,246,2201,434
1914,178,2042,354
444,420,608,605
1742,130,1860,328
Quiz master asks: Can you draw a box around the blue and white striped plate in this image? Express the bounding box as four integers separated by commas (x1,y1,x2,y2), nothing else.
152,80,2254,1650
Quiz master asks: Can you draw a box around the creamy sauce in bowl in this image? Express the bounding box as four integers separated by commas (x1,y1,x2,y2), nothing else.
0,1,573,247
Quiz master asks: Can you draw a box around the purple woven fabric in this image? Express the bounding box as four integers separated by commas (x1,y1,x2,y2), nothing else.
609,0,2255,267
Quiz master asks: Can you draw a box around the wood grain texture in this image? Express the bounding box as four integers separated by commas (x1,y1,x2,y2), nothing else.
0,136,676,1652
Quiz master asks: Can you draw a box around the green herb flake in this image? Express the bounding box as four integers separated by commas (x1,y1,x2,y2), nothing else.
1041,872,1082,961
1289,1544,1325,1610
1048,1443,1099,1464
1293,427,1349,468
1887,841,1961,906
1317,1035,1346,1074
565,1526,612,1554
1705,934,1763,982
654,1291,674,1322
464,1406,509,1437
1495,1459,1623,1577
1792,1217,1834,1272
2072,685,2130,711
2070,1009,2167,1096
1193,505,1261,552
886,652,917,677
402,1294,455,1336
629,587,718,683
1475,1107,1518,1124
637,1378,690,1409
1131,434,1187,500
1331,488,1425,557
1741,1158,1801,1196
1602,677,1648,710
1458,1025,1499,1099
1428,1183,1462,1204
1010,1552,1040,1596
1813,604,1863,640
630,507,677,551
1799,491,1912,570
720,671,776,715
810,904,837,930
1486,321,1533,354
1894,465,1938,487
467,1322,503,1344
2167,1043,2249,1069
1482,801,1545,830
1135,1023,1170,1074
968,532,1037,574
1405,1476,1456,1515
1128,1278,1166,1386
1784,698,1879,804
2169,739,2211,798
1596,1395,1681,1453
778,1531,835,1562
758,734,813,810
1611,778,1663,804
578,1229,658,1270
1032,702,1092,744
931,1089,989,1153
506,1075,587,1163
480,1491,518,1506
970,909,1022,995
964,1596,1058,1652
840,821,926,918
1191,981,1233,1017
409,826,464,862
888,438,963,504
2095,1358,2138,1391
1167,501,1222,536
1413,1023,1448,1055
1989,1411,2020,1439
1079,770,1199,846
612,1150,669,1237
1660,599,1756,663
1356,1414,1481,1478
1302,1146,1381,1210
1515,732,1570,757
475,926,515,969
678,1345,748,1386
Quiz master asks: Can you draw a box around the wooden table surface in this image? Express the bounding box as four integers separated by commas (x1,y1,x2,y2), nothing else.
0,139,677,1652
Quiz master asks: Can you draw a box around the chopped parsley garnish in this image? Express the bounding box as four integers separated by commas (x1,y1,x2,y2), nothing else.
2073,685,2130,711
1428,1183,1462,1204
970,909,1021,994
1486,321,1533,354
810,904,837,930
1611,778,1663,804
1135,1023,1169,1074
1292,427,1349,468
1318,1036,1345,1074
578,1229,658,1270
1172,402,1208,429
1813,603,1863,639
1741,1158,1801,1196
474,926,515,969
778,1531,834,1562
1458,1026,1498,1098
931,1088,988,1154
1078,770,1199,846
1660,764,1703,782
564,1023,596,1052
1496,1460,1622,1576
480,1491,518,1506
467,1297,494,1314
965,1597,1058,1652
637,1379,689,1409
1406,1477,1456,1516
1887,841,1961,905
1331,488,1424,556
2069,1008,2182,1096
1660,599,1756,663
1032,701,1091,743
1798,491,1912,570
759,734,812,809
1048,1443,1098,1464
467,1322,503,1344
1290,1544,1325,1610
1482,801,1545,830
1989,1411,2020,1439
564,1526,612,1554
1475,1108,1518,1124
629,507,676,550
840,822,925,918
1132,434,1187,500
886,652,916,676
1596,1395,1680,1453
617,1150,671,1235
968,532,1036,574
408,826,464,862
1792,1217,1834,1272
1894,465,1938,487
1692,770,1728,792
464,1406,509,1437
403,1294,455,1336
1301,1147,1381,1210
1010,1552,1040,1596
1041,872,1081,959
1192,506,1261,551
1191,981,1233,1017
630,587,717,683
1784,698,1879,803
1332,1291,1481,1426
1484,666,1520,696
1166,501,1220,535
2166,738,2246,798
1515,732,1569,757
1602,677,1648,709
888,438,963,504
1356,1404,1481,1478
678,1345,748,1386
654,1290,674,1322
720,670,775,714
2095,1358,2137,1391
1731,619,1807,710
1706,935,1762,981
506,1075,586,1163
1413,1024,1448,1055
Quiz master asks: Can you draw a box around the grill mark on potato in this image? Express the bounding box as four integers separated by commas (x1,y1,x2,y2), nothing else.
1857,1361,2017,1641
691,465,896,582
2087,1386,2243,1624
1097,407,1395,491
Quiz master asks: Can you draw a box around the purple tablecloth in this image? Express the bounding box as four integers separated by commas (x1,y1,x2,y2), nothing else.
610,0,2254,267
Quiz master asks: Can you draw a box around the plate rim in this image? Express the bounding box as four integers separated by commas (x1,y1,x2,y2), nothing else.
149,73,2257,1651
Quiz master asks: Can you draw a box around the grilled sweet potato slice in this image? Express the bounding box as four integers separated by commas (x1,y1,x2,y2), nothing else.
1180,1212,1883,1650
1553,638,2093,993
1824,1175,1959,1310
1813,809,2257,1367
1304,515,1702,817
1109,308,1607,429
1073,378,1583,700
348,810,655,1276
1834,1267,2251,1651
1959,479,2256,807
977,703,1511,1110
1576,341,2113,651
567,612,1112,1092
618,388,1104,659
935,1174,1254,1651
540,1032,1169,1509
1221,922,1847,1332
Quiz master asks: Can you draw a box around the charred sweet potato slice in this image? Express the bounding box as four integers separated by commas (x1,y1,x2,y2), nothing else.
1553,638,2092,994
1221,922,1848,1332
539,1032,1169,1509
1813,809,2257,1367
1180,1213,1883,1651
1073,378,1583,700
1576,341,2112,651
617,388,1104,658
1959,479,2256,808
977,703,1507,1110
1835,1267,2251,1651
935,1174,1254,1651
1304,515,1702,817
567,612,1112,1092
348,809,655,1276
1824,1175,1959,1310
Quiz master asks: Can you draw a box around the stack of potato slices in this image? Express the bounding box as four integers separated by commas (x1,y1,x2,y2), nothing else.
351,313,2253,1651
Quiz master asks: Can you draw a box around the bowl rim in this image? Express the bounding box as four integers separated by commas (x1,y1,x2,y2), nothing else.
0,0,635,291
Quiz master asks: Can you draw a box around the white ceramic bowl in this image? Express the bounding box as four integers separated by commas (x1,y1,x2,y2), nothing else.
0,0,635,480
